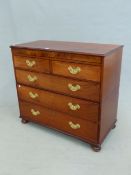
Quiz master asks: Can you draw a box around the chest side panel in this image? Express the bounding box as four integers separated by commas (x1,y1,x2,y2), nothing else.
99,47,123,143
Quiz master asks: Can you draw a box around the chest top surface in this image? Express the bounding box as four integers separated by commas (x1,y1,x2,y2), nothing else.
11,40,123,56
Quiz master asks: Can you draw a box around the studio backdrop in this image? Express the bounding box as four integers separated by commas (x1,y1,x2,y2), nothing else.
0,0,131,107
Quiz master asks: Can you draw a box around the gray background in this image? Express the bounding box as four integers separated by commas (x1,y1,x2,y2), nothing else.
0,0,131,175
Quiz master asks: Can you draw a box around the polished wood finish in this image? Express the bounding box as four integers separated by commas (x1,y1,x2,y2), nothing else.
99,48,123,143
15,69,100,102
11,40,123,151
13,56,50,73
17,85,99,122
52,61,101,82
20,101,98,142
12,48,102,65
11,40,122,56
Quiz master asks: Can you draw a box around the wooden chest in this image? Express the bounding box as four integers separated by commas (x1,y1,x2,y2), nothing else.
10,40,123,151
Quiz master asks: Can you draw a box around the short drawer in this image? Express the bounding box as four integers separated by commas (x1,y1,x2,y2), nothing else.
13,56,50,73
12,48,55,58
15,69,100,102
12,48,37,57
20,101,98,142
18,85,99,122
52,61,101,82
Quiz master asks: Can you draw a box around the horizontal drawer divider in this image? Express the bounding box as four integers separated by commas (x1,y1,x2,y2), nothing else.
17,83,100,104
19,96,99,124
42,57,102,66
52,72,100,83
15,67,101,84
14,54,101,65
15,67,51,74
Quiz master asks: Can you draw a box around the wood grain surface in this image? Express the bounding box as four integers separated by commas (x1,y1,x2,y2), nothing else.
20,101,98,142
52,61,101,82
15,69,100,102
18,85,99,122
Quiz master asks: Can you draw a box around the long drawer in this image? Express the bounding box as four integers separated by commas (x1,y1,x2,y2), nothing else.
20,101,98,142
15,69,100,102
17,85,99,122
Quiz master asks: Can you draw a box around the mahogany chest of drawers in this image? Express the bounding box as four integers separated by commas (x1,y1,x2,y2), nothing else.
11,40,123,151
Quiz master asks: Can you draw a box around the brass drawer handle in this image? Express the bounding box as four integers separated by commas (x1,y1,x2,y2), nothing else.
68,66,81,75
69,121,80,129
27,75,37,82
31,109,40,116
68,102,80,111
68,84,80,91
26,59,36,67
29,92,39,99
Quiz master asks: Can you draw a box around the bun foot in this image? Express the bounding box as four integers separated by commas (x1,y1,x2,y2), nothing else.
91,145,101,152
112,124,116,129
21,119,29,124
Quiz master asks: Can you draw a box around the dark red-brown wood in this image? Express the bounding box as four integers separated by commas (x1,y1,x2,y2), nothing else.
98,48,123,143
10,40,123,151
15,69,100,102
17,85,99,122
52,61,101,82
20,101,98,143
11,40,123,56
13,56,50,73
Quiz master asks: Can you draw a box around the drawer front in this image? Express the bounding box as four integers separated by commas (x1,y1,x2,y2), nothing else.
13,56,50,73
15,70,100,102
12,48,101,65
12,48,37,57
52,61,101,82
18,85,99,122
20,101,98,142
12,48,55,58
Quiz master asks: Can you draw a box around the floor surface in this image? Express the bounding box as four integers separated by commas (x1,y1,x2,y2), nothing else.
0,89,131,175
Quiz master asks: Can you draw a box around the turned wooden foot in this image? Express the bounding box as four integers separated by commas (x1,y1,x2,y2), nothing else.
91,145,101,152
21,119,29,124
112,123,116,129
